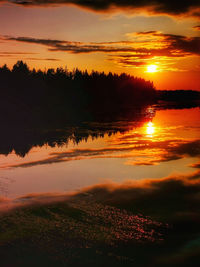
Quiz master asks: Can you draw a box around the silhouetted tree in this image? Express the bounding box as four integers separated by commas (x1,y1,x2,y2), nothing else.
0,60,157,125
12,60,30,76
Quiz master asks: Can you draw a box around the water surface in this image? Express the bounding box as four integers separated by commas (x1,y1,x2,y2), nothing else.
0,106,199,198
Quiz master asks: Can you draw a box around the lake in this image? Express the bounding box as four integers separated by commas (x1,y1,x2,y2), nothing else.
1,104,200,266
0,106,199,199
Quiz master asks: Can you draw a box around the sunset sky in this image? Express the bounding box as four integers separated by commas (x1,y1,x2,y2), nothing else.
0,1,200,90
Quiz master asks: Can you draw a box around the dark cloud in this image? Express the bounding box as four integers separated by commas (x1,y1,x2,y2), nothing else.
3,0,200,18
123,31,200,66
0,51,37,58
25,57,61,61
136,30,160,35
190,161,200,168
5,36,139,54
171,140,200,157
0,52,59,61
115,32,200,67
193,25,200,31
115,59,147,67
130,161,158,166
4,32,200,69
136,31,200,55
6,36,67,46
0,51,37,55
5,33,200,56
163,34,200,55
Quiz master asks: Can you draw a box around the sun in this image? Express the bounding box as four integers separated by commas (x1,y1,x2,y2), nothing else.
146,64,158,73
146,122,155,135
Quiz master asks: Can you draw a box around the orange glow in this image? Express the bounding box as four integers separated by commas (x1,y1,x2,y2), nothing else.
146,65,158,73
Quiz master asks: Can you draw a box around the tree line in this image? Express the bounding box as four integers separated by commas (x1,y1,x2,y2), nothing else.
0,61,156,125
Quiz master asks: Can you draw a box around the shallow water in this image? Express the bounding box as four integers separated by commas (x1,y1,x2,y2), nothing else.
0,106,200,198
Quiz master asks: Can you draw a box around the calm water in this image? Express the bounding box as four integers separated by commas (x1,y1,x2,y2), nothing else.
0,106,200,198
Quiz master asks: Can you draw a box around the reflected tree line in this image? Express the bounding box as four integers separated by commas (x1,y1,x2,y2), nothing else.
0,61,199,157
0,109,154,157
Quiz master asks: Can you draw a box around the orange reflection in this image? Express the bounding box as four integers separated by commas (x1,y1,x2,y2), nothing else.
146,122,155,136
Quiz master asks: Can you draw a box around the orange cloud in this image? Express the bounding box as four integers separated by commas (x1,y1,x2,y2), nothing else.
2,138,200,169
4,31,200,71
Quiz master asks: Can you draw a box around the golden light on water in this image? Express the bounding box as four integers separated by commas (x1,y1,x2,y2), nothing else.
146,122,155,135
146,65,158,73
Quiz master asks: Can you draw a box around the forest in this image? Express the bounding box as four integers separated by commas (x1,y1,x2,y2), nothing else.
0,61,156,125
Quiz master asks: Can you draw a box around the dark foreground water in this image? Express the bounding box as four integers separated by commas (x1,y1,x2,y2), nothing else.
0,106,200,266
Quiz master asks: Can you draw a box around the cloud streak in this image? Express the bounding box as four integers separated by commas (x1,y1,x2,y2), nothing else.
2,0,200,18
128,139,200,166
4,31,200,70
193,25,200,31
5,33,200,56
2,138,200,169
5,36,142,54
